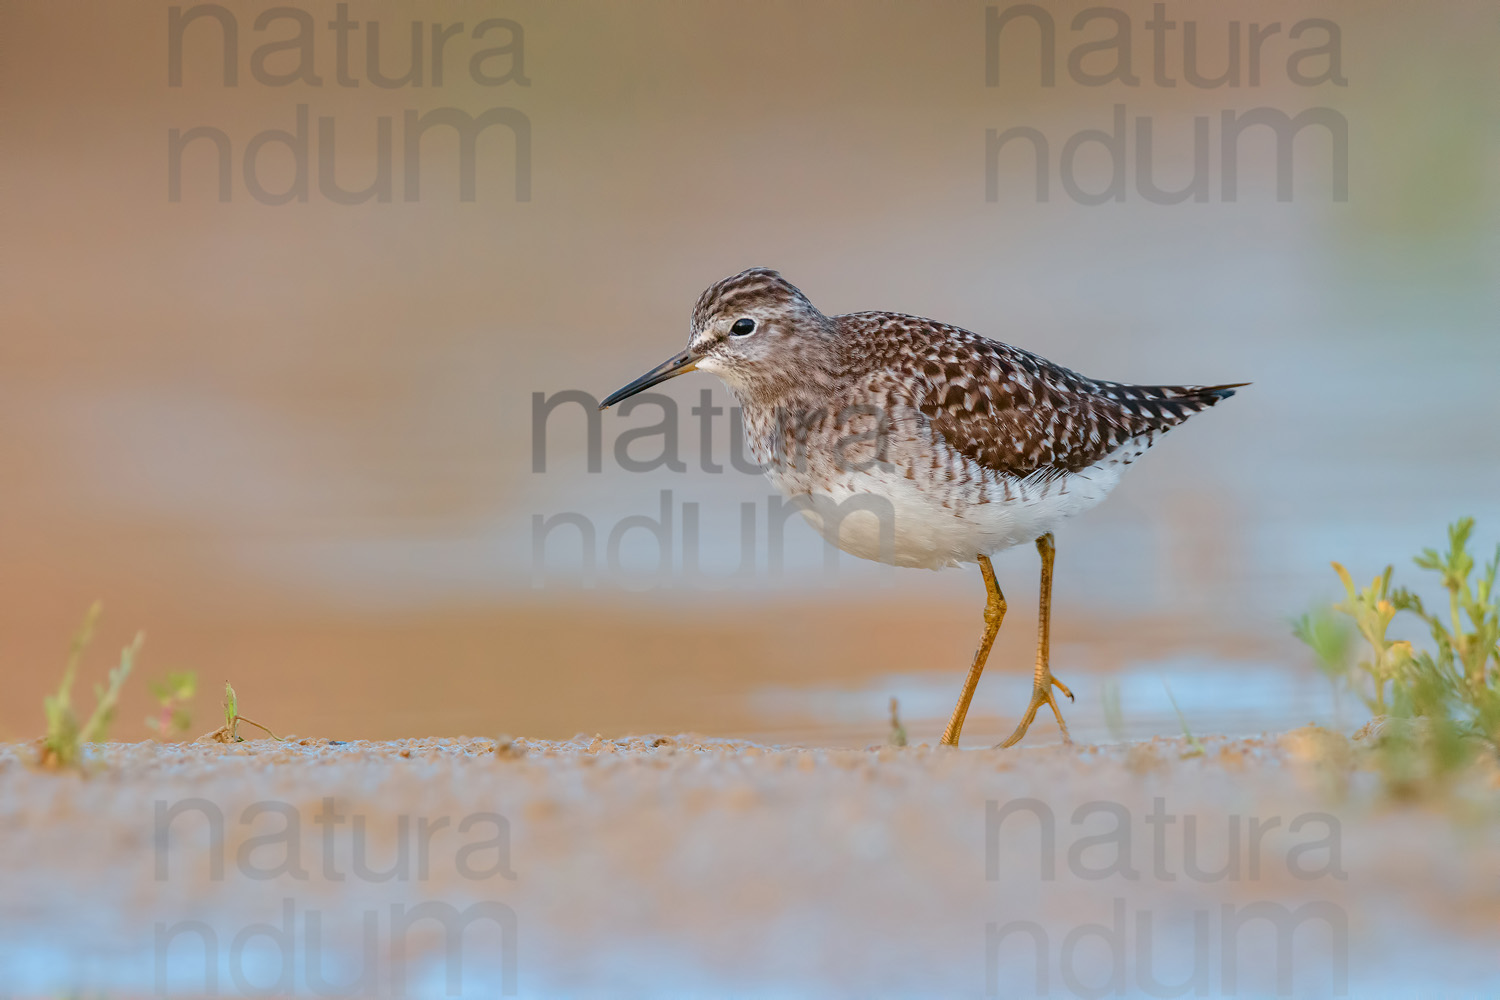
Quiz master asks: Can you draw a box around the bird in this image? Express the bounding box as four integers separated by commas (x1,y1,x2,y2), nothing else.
599,268,1244,748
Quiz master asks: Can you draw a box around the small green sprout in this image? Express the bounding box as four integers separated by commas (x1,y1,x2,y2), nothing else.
1162,681,1204,758
199,680,286,743
1100,680,1125,743
887,696,907,747
40,602,145,768
1291,606,1354,684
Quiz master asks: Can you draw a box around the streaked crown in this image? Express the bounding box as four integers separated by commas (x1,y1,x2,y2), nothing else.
690,268,819,335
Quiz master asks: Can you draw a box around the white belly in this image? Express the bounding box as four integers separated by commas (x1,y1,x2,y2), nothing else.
768,460,1123,571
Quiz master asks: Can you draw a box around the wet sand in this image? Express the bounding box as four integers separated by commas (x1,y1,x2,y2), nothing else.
2,730,1497,997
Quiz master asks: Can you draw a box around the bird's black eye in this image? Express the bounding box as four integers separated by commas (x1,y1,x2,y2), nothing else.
730,317,756,337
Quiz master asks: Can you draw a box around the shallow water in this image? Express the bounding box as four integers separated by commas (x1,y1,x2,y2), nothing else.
747,658,1361,747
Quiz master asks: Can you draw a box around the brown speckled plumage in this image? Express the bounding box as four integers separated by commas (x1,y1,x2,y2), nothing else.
612,267,1243,570
842,309,1241,482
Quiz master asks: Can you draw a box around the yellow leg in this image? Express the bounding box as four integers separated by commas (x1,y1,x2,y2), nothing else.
997,533,1074,748
941,555,1005,747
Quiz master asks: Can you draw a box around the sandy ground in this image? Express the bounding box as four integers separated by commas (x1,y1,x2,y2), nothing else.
2,730,1498,998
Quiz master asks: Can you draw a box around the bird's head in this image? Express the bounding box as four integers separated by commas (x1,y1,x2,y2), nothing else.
599,268,835,409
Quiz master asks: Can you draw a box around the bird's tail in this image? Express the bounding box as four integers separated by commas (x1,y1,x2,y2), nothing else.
1091,380,1248,429
1187,381,1251,401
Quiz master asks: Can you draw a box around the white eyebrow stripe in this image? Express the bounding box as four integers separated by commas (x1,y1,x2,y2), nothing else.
692,329,729,352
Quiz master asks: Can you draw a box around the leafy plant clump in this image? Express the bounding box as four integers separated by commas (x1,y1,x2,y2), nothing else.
1295,518,1500,794
39,603,145,768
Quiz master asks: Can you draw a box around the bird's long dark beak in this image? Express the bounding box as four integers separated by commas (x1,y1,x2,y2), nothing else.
598,348,698,410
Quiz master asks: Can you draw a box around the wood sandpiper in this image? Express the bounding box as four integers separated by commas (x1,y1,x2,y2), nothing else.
601,268,1244,748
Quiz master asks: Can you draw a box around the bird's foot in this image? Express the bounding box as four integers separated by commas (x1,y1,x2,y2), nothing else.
995,673,1074,749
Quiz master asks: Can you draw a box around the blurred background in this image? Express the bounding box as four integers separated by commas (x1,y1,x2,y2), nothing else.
2,0,1496,745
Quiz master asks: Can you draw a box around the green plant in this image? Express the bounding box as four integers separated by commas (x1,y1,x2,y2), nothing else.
1294,563,1419,715
1291,605,1355,686
1295,518,1500,796
1391,518,1500,732
40,603,145,768
1162,680,1204,758
199,680,285,743
1100,680,1125,742
146,671,197,739
887,696,907,747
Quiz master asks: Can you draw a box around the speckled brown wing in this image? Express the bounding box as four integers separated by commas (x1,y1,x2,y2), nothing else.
841,312,1243,480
